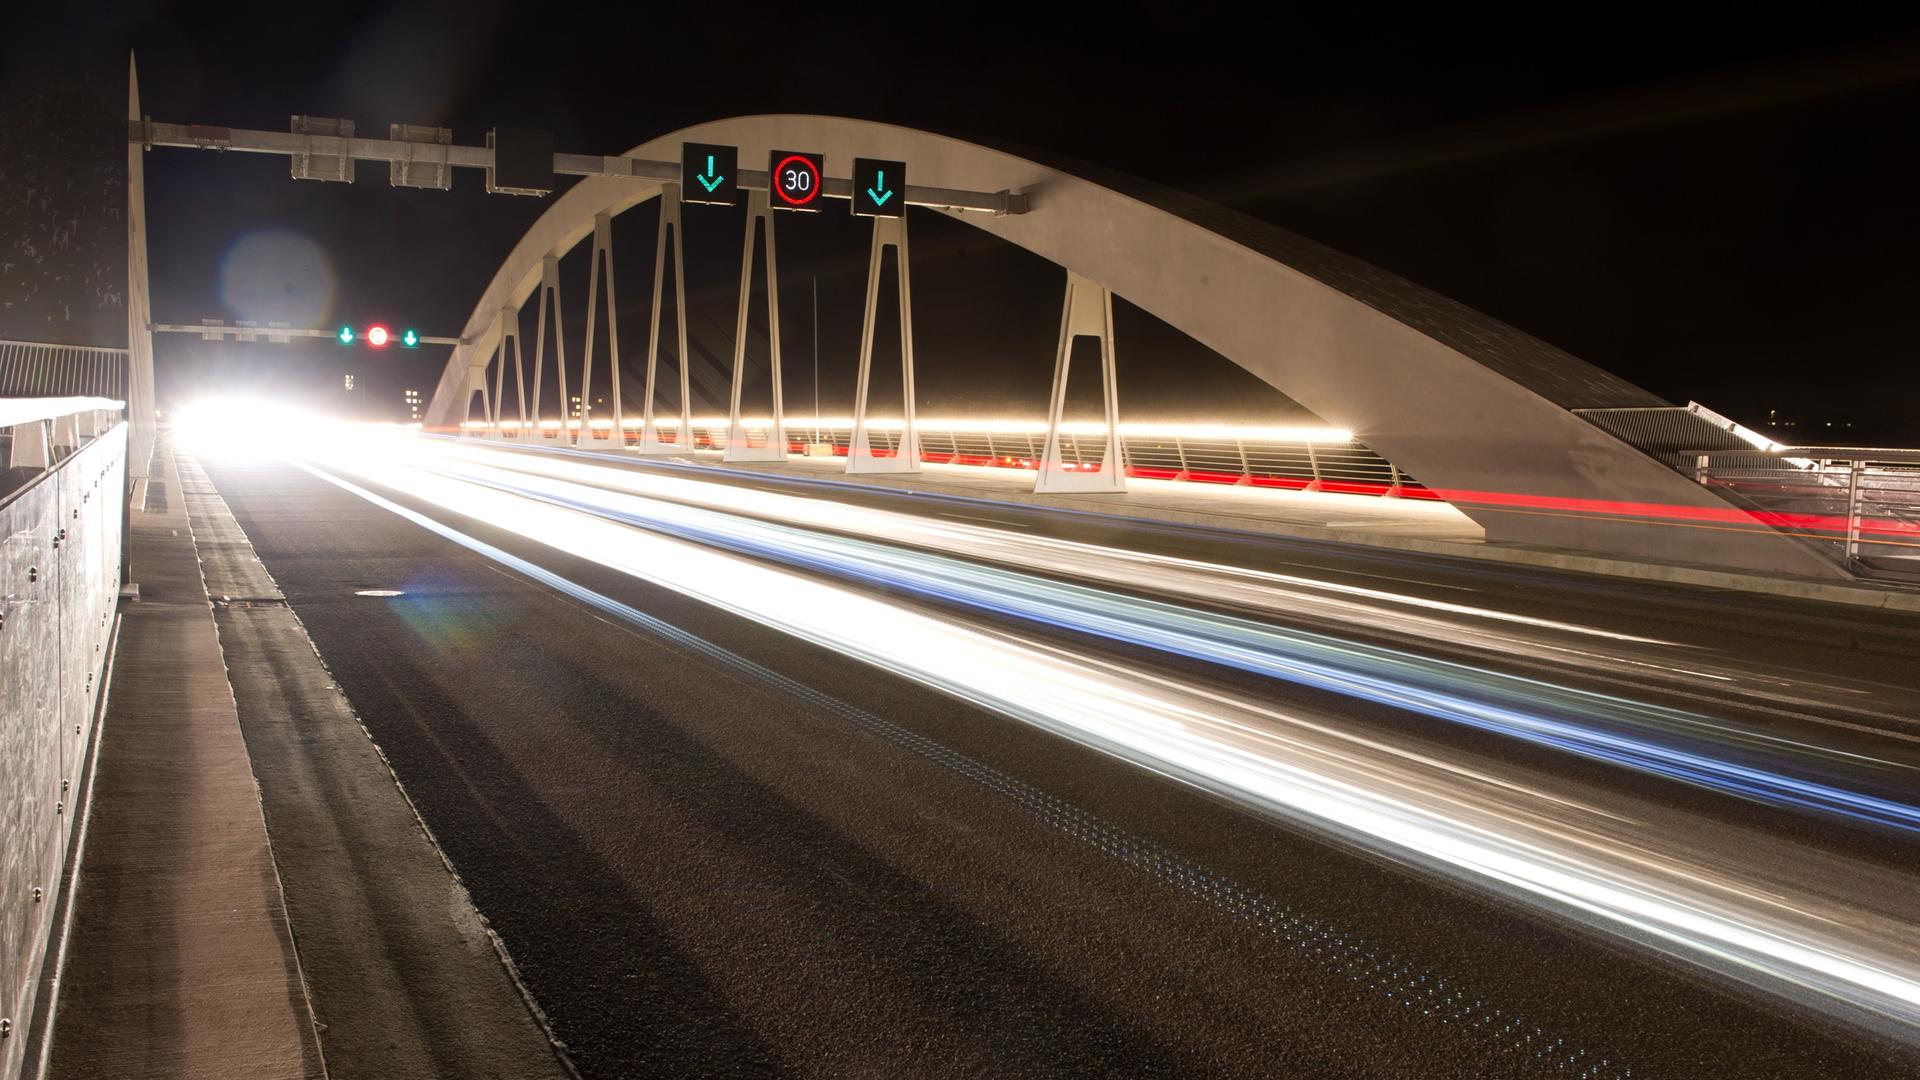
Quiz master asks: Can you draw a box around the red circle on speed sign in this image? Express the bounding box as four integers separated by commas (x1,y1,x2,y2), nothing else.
773,154,821,207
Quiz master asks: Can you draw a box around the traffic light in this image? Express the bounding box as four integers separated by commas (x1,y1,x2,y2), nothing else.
337,324,423,347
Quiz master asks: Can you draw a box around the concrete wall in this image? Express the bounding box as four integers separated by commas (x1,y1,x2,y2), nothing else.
0,419,124,1080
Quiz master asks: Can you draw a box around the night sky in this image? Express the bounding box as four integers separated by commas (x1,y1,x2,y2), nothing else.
15,3,1920,441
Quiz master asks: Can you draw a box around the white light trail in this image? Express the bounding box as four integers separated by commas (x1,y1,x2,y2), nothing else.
292,434,1920,1042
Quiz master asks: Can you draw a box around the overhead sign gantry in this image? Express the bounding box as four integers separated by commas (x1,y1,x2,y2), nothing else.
133,116,1030,214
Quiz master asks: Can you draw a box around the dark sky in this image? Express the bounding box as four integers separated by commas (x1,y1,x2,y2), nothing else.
22,3,1920,440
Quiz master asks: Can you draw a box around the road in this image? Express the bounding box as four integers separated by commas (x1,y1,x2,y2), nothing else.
197,434,1920,1079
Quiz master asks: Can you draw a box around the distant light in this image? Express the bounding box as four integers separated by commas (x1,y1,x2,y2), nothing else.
401,328,419,348
366,325,390,348
337,325,354,345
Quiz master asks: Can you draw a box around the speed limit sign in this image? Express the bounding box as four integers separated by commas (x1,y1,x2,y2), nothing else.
768,150,824,211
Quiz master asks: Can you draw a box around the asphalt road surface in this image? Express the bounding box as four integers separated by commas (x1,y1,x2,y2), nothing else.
201,445,1920,1079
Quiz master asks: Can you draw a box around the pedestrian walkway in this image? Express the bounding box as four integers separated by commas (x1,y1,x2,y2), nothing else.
40,433,573,1080
46,432,322,1080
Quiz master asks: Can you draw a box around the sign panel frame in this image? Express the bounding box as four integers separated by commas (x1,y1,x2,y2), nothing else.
851,157,906,218
682,142,739,206
768,150,825,212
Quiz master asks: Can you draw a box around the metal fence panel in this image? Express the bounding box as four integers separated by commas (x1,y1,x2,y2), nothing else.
0,342,129,402
461,417,1423,496
1694,452,1920,581
1,471,60,1068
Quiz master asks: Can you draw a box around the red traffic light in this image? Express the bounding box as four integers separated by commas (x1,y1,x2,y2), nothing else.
366,325,390,348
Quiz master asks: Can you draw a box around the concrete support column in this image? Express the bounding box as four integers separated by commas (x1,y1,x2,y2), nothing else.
640,184,693,454
1036,271,1124,494
848,213,920,475
580,211,623,450
125,54,156,480
464,368,492,436
531,255,567,445
725,189,786,461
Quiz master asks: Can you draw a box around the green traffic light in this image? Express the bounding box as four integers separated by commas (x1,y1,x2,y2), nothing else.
337,325,355,345
402,328,419,348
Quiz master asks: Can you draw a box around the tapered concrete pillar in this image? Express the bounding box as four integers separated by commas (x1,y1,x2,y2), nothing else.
1036,271,1124,494
639,184,694,454
724,189,787,461
847,214,920,474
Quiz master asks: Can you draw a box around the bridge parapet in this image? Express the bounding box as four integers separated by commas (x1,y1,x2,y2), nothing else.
0,397,125,1079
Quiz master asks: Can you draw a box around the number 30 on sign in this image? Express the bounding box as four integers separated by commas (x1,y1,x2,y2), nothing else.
769,150,824,211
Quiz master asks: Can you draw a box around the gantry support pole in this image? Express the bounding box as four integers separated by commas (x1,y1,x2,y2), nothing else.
1036,271,1124,493
724,188,786,461
579,211,622,449
125,53,156,479
847,213,920,474
531,255,568,444
640,184,693,454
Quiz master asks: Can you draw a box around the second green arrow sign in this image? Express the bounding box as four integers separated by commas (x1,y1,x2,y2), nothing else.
681,143,738,206
852,157,906,218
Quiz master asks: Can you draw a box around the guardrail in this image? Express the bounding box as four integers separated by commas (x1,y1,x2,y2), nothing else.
0,341,129,402
1691,447,1920,580
0,397,126,1078
460,417,1426,498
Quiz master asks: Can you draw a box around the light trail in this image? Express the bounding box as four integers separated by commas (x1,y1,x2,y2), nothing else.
415,445,1920,831
281,433,1920,1043
430,440,1920,739
432,441,1670,645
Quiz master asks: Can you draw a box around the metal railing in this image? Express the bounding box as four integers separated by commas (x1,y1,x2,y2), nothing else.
0,398,126,1075
463,417,1426,497
0,341,130,402
1691,447,1920,580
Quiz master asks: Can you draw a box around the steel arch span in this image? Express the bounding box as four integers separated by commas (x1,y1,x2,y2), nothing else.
424,115,1840,577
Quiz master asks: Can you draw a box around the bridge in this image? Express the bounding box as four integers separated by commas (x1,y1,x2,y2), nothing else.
1,57,1919,1080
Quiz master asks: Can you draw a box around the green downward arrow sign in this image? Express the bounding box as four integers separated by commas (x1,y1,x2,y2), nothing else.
867,169,894,207
696,154,724,193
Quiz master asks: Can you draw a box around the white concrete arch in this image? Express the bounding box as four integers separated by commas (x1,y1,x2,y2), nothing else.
425,115,1840,577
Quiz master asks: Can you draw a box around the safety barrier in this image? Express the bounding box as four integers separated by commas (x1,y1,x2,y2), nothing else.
0,342,129,402
465,417,1426,497
0,398,125,1079
1693,447,1920,581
